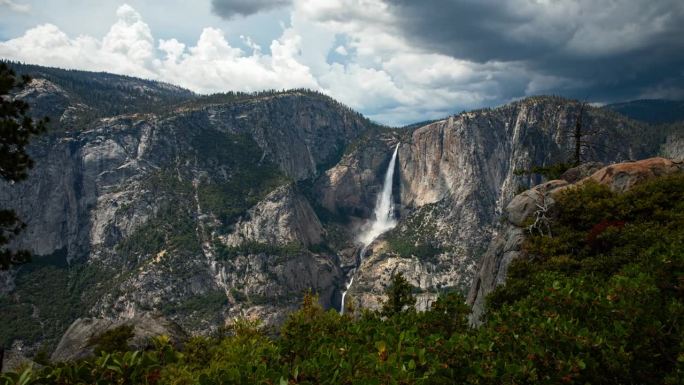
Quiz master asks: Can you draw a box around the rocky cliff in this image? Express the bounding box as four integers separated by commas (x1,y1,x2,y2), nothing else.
326,97,659,310
0,65,374,353
662,130,684,160
467,157,684,324
0,65,674,356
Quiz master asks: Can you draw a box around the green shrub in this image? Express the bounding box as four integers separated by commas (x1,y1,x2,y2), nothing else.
514,162,573,180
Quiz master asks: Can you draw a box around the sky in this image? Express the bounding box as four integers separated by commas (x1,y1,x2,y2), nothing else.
1,0,683,126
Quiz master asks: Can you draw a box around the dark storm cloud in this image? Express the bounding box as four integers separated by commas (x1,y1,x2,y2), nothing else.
211,0,290,19
386,0,684,101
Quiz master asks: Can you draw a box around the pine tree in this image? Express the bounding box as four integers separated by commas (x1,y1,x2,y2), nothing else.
0,62,48,270
380,272,416,317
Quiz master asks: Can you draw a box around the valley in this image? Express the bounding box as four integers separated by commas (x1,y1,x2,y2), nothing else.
0,63,681,364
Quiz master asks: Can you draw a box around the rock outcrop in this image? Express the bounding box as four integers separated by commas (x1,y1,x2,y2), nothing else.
662,131,684,161
467,157,684,324
225,184,323,247
51,314,187,362
583,157,683,192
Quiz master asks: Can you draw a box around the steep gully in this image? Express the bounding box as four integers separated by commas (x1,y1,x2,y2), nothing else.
340,143,400,313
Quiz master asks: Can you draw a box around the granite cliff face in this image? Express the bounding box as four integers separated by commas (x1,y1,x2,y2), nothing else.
0,66,372,353
225,184,324,247
662,130,684,160
0,65,674,357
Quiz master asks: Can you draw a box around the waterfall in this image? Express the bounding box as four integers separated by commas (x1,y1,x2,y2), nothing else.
340,143,400,314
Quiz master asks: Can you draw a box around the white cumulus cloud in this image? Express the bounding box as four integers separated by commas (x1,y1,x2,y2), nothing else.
0,1,559,125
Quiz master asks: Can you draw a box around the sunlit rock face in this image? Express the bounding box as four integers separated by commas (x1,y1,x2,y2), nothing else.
337,97,656,311
225,184,324,247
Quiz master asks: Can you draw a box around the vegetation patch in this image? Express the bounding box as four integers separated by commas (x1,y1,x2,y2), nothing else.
116,203,200,259
161,291,227,320
214,241,305,260
0,260,115,351
2,174,682,384
193,132,289,227
384,204,446,262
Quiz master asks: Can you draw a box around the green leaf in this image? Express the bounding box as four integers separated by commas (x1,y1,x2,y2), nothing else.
107,365,123,374
198,373,212,385
17,369,32,385
577,359,586,370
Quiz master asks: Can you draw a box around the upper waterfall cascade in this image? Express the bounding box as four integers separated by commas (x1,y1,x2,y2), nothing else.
341,143,400,314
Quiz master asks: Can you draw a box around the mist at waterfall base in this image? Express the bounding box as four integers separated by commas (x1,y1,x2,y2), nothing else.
340,144,400,314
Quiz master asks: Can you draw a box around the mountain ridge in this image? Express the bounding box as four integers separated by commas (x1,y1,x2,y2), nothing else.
0,64,679,357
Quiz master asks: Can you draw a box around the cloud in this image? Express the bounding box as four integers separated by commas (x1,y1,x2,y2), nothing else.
0,0,29,13
0,4,318,95
211,0,291,19
385,0,684,61
0,5,157,78
384,0,684,102
334,45,347,56
156,26,319,93
0,1,568,125
1,1,682,126
292,0,535,122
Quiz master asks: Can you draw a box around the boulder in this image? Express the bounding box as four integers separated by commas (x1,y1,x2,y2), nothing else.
560,162,604,183
505,179,568,227
583,157,683,192
51,314,187,362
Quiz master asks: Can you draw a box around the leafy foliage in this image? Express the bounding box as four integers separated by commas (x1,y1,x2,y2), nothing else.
486,174,684,383
1,336,179,385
